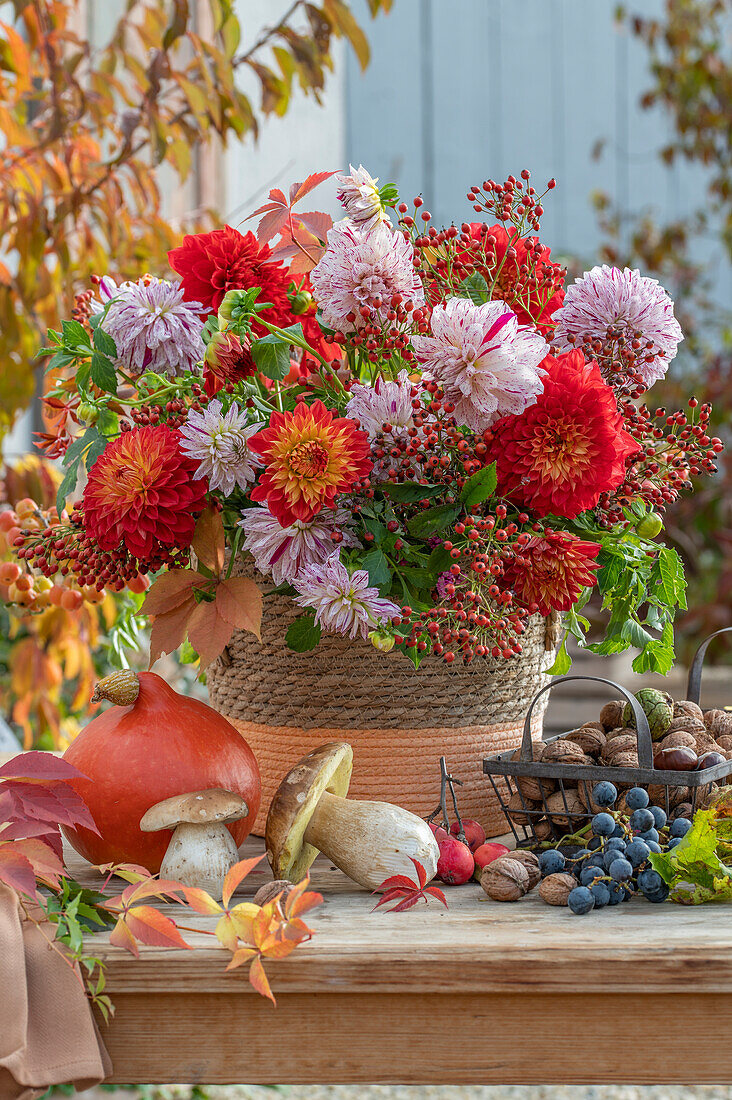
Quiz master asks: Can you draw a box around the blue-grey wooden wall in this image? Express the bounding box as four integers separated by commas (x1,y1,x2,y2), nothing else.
345,0,730,301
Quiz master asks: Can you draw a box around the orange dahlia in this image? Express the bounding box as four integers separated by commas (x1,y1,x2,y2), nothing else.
501,530,601,616
248,400,372,526
83,425,207,561
487,350,638,519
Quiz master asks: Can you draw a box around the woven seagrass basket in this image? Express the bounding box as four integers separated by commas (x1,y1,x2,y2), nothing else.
206,561,561,836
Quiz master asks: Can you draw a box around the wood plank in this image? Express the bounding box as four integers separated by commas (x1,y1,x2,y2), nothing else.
101,990,732,1085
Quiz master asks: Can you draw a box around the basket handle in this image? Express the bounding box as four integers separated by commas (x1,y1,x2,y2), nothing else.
521,674,654,769
687,627,732,705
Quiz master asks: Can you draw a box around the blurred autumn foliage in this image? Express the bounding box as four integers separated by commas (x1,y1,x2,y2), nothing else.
0,0,392,437
593,0,732,658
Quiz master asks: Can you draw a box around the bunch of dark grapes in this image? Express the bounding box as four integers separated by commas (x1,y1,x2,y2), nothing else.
538,782,691,915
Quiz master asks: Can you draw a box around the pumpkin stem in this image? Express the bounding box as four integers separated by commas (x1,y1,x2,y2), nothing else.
92,669,140,707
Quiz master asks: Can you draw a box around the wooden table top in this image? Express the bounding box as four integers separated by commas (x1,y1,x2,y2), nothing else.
63,835,732,1086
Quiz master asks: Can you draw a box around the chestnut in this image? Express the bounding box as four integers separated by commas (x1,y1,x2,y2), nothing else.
655,746,698,772
697,750,726,771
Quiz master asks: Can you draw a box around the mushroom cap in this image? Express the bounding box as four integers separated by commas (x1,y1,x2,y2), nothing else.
265,742,353,882
140,788,248,832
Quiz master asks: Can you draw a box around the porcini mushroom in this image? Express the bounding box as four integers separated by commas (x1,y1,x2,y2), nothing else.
265,742,439,891
140,788,248,899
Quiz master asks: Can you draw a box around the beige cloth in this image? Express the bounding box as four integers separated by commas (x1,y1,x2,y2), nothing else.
0,884,112,1100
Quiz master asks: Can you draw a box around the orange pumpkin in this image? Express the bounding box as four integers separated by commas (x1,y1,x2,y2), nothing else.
63,670,261,871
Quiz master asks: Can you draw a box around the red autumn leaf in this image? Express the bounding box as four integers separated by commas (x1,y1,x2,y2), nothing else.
0,847,38,898
221,854,265,908
3,781,98,834
13,837,64,888
148,595,197,665
186,599,234,669
141,569,200,617
0,751,85,783
254,205,291,244
248,953,275,1005
0,818,64,842
123,906,191,950
285,888,323,919
108,917,141,957
215,577,262,639
295,210,332,242
191,505,226,575
289,171,338,206
372,860,448,914
288,250,323,275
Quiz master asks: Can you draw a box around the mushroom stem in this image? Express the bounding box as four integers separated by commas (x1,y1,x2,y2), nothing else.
160,821,239,899
303,790,439,891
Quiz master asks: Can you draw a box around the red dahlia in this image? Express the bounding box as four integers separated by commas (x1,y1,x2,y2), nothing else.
462,223,565,334
502,530,601,616
168,226,294,327
487,350,638,519
249,399,372,526
83,425,207,561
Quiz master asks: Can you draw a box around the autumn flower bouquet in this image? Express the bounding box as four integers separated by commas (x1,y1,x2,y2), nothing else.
5,165,719,686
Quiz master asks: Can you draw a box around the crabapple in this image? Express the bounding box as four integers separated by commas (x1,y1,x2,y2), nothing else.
436,834,475,885
60,588,83,612
450,818,486,852
0,562,21,585
472,841,511,880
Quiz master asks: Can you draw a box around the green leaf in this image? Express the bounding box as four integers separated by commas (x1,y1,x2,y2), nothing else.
407,503,461,539
380,482,442,503
362,515,386,543
544,634,572,675
654,546,688,610
459,272,489,305
362,548,391,587
427,545,452,574
56,462,80,516
398,565,434,588
46,350,77,373
459,463,497,508
631,621,675,675
251,333,291,381
93,325,118,358
285,614,322,652
61,319,92,349
90,351,118,394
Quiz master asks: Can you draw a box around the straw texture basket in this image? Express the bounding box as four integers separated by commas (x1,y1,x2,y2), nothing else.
206,563,561,836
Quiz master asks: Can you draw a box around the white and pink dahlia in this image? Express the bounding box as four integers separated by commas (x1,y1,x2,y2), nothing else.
293,552,400,640
239,504,359,587
310,220,424,334
346,370,414,438
179,399,261,495
336,164,392,231
97,276,205,377
553,265,683,386
411,297,548,433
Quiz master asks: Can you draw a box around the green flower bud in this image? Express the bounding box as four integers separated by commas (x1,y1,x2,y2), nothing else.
635,512,663,539
77,402,99,424
368,630,395,654
217,289,252,325
289,290,314,316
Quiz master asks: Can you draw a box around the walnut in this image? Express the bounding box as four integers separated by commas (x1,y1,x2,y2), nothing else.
670,801,693,821
612,750,640,769
716,734,732,753
516,774,556,802
539,872,577,906
601,732,637,762
510,849,541,890
698,783,720,810
542,738,587,764
533,818,553,841
510,740,545,763
605,725,637,744
506,791,540,825
600,700,625,731
674,700,704,723
695,731,720,756
252,880,296,907
659,730,697,752
480,857,530,901
545,789,586,828
647,783,689,808
566,725,607,757
667,715,706,737
704,710,732,739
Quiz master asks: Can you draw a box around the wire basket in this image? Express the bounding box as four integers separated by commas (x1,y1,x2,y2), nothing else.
483,633,732,847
